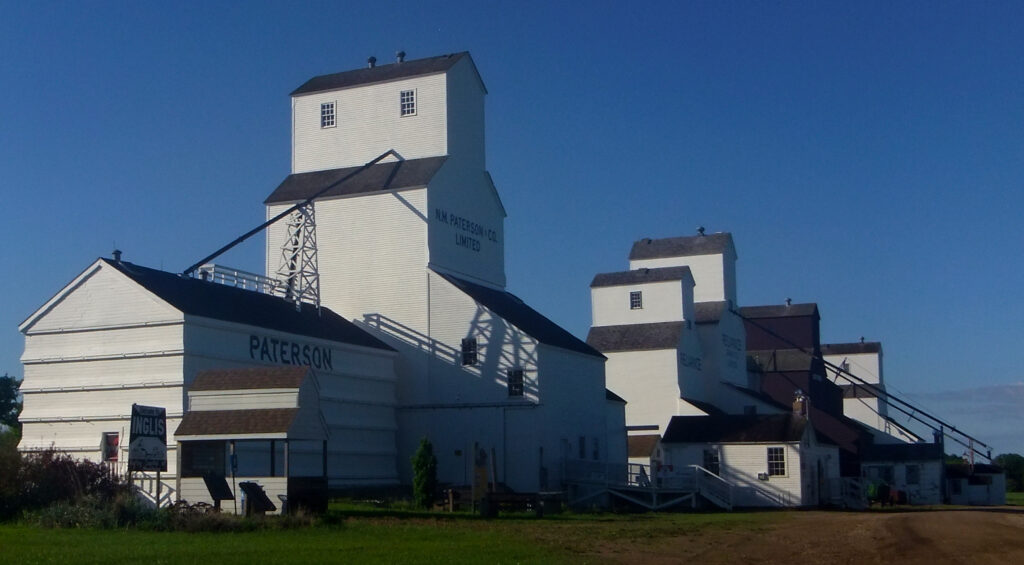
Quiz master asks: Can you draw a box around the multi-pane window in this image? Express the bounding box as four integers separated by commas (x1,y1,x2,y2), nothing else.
461,338,478,366
507,368,524,396
629,291,643,310
320,102,336,128
703,448,721,475
400,89,416,116
767,447,786,476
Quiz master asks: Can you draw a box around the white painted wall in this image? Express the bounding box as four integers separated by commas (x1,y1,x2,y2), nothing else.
604,349,680,432
292,73,448,173
591,280,685,327
630,251,736,305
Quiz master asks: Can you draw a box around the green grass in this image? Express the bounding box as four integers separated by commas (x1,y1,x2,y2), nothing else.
1005,491,1024,506
0,502,781,564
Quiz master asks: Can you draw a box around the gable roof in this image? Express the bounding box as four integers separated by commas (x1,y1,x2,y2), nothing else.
587,322,683,352
102,259,393,352
264,157,446,204
590,266,693,288
434,270,603,358
190,366,309,392
292,52,481,96
739,303,819,319
662,413,806,444
822,341,882,355
695,301,728,324
723,382,791,412
629,233,735,261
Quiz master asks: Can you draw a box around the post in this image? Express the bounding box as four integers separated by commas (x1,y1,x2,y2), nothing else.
231,440,237,514
156,470,162,507
284,440,290,478
322,440,328,479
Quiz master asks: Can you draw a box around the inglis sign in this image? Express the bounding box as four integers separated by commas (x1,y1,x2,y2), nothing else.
128,404,167,472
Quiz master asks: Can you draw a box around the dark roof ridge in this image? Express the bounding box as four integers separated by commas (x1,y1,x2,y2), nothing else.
590,266,693,288
265,156,447,205
292,52,477,96
739,303,819,319
101,259,394,352
587,321,683,353
629,232,735,261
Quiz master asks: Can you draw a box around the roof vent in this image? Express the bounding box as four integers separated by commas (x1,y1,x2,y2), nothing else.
785,298,792,307
368,56,377,68
697,226,706,236
112,249,122,263
396,50,406,63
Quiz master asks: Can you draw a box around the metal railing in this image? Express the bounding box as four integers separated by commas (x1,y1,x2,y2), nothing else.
132,471,176,508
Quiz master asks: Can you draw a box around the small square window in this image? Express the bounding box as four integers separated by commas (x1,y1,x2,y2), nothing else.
400,89,416,116
321,102,336,128
629,291,643,310
461,338,478,366
507,368,524,396
767,446,786,476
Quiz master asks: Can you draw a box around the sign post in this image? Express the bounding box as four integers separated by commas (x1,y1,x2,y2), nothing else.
128,404,167,505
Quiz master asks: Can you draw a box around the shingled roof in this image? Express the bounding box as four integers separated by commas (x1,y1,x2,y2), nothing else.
264,157,446,204
822,341,882,355
175,408,301,437
435,271,603,358
629,233,735,261
662,413,807,444
190,367,309,392
739,303,819,319
104,259,393,352
590,266,693,288
291,52,478,96
587,322,683,352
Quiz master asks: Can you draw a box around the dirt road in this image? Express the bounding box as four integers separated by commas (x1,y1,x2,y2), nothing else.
601,508,1024,564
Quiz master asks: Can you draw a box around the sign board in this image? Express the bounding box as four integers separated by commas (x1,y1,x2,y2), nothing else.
128,404,167,472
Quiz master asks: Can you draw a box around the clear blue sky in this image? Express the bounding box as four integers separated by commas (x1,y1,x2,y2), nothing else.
1,2,1021,449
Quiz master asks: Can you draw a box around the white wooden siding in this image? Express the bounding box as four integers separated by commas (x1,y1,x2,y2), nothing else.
444,56,487,173
292,74,448,173
591,280,686,326
604,349,680,431
631,253,736,305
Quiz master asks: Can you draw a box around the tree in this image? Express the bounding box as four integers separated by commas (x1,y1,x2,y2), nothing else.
411,437,438,509
994,453,1024,492
0,374,21,434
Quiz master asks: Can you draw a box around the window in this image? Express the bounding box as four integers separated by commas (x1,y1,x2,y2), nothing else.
703,448,721,475
578,436,586,460
906,465,920,485
101,432,119,462
507,368,524,396
767,447,786,476
320,102,336,128
400,89,416,116
629,291,643,310
461,338,478,366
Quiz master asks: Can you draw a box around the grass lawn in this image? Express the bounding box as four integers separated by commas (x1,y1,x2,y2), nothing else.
0,504,778,565
1006,491,1024,506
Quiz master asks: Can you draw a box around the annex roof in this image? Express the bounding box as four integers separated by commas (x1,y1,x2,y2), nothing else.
722,382,791,412
822,341,882,355
662,413,807,444
606,389,626,403
190,366,309,392
586,322,683,353
739,303,819,319
629,233,735,261
292,52,482,96
695,301,728,324
628,434,661,458
435,271,604,358
264,156,446,204
861,442,943,463
175,408,303,437
103,259,393,352
590,266,693,288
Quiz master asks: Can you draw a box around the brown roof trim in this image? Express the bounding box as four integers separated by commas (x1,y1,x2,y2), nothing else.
175,408,300,436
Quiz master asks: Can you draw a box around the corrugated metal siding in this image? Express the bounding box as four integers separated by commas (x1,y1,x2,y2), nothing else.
292,74,448,174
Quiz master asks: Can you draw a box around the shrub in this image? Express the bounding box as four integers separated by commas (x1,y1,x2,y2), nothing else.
411,437,438,509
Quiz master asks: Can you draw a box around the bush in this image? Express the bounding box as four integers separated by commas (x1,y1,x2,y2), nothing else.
411,437,438,509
